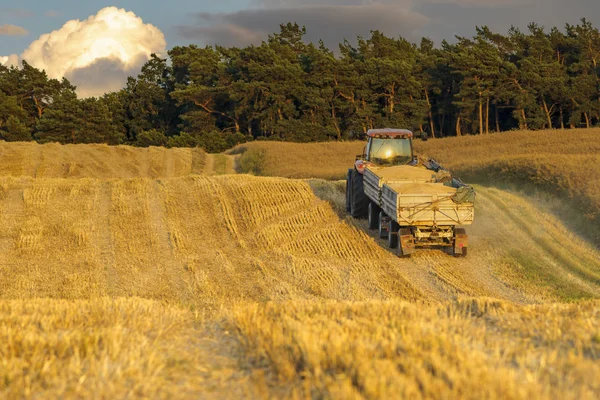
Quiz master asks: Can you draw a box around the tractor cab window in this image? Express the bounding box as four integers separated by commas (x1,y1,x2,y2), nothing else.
367,138,413,166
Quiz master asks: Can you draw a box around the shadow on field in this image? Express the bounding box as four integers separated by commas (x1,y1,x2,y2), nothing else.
467,179,600,250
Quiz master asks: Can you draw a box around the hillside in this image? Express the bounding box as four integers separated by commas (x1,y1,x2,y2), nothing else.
1,139,600,397
0,141,207,179
234,129,600,242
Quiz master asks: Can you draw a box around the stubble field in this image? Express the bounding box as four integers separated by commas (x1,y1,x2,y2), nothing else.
0,135,599,398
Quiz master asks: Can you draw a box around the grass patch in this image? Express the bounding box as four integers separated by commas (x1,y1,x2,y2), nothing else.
212,154,228,175
501,251,594,302
236,147,266,175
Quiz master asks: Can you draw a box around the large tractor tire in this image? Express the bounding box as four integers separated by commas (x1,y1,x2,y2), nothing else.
345,169,353,212
368,202,380,230
350,169,368,218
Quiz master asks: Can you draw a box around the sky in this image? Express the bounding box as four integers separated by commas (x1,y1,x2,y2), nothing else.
1,0,599,97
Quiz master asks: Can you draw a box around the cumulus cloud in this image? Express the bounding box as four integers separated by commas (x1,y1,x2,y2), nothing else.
0,24,29,36
0,54,19,67
178,3,428,49
0,7,166,98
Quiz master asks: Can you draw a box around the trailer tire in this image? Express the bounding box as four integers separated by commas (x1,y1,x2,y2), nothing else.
350,170,368,218
368,202,379,230
453,228,468,257
397,228,413,258
388,220,399,248
378,211,388,239
345,169,353,212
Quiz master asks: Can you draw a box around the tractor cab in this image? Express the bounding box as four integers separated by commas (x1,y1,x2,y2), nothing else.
356,128,415,173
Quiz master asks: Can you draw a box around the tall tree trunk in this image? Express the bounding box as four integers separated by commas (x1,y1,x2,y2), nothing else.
495,104,500,132
485,97,490,134
455,116,462,137
584,111,590,128
519,109,528,130
559,107,564,129
424,90,436,138
542,99,553,129
478,93,483,135
389,83,396,115
331,103,341,140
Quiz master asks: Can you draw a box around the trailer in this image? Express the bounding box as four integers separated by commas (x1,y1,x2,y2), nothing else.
346,128,475,257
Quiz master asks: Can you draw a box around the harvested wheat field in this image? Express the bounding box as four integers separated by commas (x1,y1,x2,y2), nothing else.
235,128,600,242
0,141,208,178
1,139,600,398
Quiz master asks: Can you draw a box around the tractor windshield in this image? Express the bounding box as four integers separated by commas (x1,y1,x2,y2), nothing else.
368,138,413,166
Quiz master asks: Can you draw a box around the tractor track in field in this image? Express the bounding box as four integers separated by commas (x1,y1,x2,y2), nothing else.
323,182,600,304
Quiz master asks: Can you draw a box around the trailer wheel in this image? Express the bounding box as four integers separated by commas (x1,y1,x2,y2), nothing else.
350,169,368,218
345,169,352,212
378,211,388,239
453,228,468,257
368,202,379,230
388,220,399,248
396,228,414,258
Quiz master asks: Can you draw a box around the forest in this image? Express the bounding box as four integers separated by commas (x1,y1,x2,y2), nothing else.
1,19,600,152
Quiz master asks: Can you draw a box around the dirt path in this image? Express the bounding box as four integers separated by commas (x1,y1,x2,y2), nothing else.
224,154,238,174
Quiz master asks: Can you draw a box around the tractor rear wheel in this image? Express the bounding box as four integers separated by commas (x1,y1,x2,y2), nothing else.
350,169,368,218
345,169,352,212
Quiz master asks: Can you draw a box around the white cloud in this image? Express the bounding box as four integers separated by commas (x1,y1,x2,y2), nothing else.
0,7,167,98
0,54,20,67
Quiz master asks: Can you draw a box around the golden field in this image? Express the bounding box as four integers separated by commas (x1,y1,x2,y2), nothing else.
0,137,599,398
234,129,600,241
231,299,600,399
0,141,207,178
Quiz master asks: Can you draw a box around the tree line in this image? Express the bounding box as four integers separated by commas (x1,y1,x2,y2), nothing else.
1,19,600,151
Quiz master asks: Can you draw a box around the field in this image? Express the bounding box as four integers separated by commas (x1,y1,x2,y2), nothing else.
234,128,600,242
1,135,600,398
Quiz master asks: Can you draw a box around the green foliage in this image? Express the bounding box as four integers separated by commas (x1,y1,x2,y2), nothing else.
1,116,31,141
167,132,198,148
135,129,168,147
4,19,600,147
